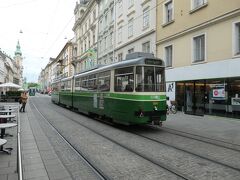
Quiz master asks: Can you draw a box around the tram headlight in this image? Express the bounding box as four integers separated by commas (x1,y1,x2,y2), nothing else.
154,106,158,111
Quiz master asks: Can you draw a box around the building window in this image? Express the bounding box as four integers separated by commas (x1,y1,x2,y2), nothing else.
118,53,123,61
128,48,134,54
88,37,91,48
128,19,133,38
193,34,205,62
93,9,96,20
234,22,240,56
118,0,123,16
99,40,102,53
105,14,108,25
143,8,150,28
128,0,134,8
93,33,95,44
142,41,150,53
85,22,88,31
104,37,107,50
192,0,207,10
164,0,173,23
100,20,103,32
111,8,114,22
110,32,113,46
165,45,172,67
118,27,122,43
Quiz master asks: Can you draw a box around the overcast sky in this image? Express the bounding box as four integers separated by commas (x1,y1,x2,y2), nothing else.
0,0,76,82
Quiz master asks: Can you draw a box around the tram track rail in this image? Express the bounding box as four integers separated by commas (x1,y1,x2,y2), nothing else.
31,101,110,180
157,126,240,152
35,101,194,180
32,97,240,179
126,128,240,172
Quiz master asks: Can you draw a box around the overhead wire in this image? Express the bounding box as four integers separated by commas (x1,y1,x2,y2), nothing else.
44,0,167,60
0,0,40,8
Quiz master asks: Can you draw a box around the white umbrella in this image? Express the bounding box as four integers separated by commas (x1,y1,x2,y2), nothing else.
0,82,21,89
18,88,25,91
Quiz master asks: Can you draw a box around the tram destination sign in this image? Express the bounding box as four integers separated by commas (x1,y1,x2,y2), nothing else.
145,59,163,66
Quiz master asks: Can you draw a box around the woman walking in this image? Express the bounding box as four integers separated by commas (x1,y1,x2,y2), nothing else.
20,91,28,112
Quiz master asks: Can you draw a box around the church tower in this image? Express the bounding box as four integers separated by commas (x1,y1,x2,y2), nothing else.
14,40,23,86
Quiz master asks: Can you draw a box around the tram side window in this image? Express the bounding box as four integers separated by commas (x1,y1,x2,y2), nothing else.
136,67,144,92
155,67,165,92
144,66,155,92
75,78,81,91
61,82,65,91
66,80,71,91
88,74,97,91
98,71,110,92
114,67,134,92
52,84,57,92
135,66,165,92
80,76,88,91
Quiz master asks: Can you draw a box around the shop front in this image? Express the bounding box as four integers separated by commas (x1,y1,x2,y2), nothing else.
166,57,240,119
176,78,240,118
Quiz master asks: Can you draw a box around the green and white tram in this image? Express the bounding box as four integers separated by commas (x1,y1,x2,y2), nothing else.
51,53,167,125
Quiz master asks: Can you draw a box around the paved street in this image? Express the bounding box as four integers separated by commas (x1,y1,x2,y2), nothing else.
1,94,240,180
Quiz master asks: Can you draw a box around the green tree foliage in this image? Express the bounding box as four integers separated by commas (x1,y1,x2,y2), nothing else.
28,83,39,88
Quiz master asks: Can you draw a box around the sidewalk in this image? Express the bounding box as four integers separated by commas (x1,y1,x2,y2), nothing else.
20,102,71,180
1,101,240,180
0,102,71,180
0,103,19,180
165,112,240,145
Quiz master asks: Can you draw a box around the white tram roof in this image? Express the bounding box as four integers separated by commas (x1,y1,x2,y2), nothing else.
52,55,164,83
75,56,164,79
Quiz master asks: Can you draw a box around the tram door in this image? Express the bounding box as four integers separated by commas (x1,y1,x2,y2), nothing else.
185,81,205,116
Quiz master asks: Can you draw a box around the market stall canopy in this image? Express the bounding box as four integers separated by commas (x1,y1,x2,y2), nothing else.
0,82,21,89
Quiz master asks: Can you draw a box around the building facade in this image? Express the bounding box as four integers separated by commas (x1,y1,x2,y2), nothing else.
157,0,240,117
115,0,156,62
0,41,23,86
97,0,115,65
73,0,98,73
14,41,23,86
39,40,75,93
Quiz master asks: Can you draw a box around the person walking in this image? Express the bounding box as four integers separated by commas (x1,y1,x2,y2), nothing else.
20,91,28,112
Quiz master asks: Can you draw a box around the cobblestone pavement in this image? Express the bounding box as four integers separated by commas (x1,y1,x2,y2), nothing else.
31,96,182,180
30,96,240,180
165,112,240,145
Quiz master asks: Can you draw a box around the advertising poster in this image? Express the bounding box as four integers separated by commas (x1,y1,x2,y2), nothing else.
166,82,175,101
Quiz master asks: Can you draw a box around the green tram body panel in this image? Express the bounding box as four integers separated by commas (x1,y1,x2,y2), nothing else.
51,92,59,103
59,91,72,107
55,91,166,125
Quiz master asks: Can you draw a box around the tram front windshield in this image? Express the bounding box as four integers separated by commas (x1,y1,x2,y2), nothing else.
136,66,165,92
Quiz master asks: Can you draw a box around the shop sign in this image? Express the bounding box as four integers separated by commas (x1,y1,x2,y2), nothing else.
232,98,240,105
212,88,225,98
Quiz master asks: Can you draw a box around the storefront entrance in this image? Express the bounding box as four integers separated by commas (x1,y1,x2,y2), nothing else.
176,78,240,118
185,81,205,116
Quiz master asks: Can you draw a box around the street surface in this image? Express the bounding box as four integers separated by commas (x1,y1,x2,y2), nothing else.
23,93,240,180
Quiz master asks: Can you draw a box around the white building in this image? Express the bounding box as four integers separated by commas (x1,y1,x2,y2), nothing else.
97,0,115,65
114,0,156,61
73,0,98,73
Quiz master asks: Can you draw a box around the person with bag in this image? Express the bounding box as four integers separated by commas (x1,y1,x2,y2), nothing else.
20,91,28,112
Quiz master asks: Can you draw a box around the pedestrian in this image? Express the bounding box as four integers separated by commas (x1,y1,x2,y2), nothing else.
20,91,28,112
166,96,172,114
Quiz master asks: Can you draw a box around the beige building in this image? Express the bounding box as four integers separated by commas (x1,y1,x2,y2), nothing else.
157,0,240,117
38,40,75,93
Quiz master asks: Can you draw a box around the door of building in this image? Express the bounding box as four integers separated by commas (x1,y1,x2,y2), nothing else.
184,81,205,115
